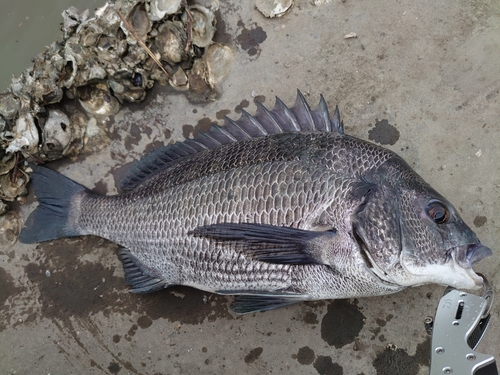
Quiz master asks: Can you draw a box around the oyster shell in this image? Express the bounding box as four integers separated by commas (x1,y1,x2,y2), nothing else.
169,67,189,90
0,170,28,202
204,43,234,88
121,2,151,43
149,0,182,21
186,58,215,101
5,95,39,156
183,5,216,48
62,6,90,39
155,21,188,64
77,83,121,117
41,109,73,159
29,42,66,105
5,113,39,155
0,116,6,133
255,0,293,18
0,211,21,247
109,69,152,103
0,153,16,175
0,93,20,120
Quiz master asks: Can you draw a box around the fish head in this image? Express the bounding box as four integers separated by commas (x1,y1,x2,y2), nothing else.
353,159,492,290
395,181,492,289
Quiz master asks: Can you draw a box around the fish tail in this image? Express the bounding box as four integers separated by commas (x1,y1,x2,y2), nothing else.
19,165,89,243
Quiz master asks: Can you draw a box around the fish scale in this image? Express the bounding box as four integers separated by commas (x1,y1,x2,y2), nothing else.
20,91,492,313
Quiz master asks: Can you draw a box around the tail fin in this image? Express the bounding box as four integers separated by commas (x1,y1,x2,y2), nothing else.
19,165,89,243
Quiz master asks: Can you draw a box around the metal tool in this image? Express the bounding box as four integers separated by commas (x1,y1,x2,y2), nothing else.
428,273,497,375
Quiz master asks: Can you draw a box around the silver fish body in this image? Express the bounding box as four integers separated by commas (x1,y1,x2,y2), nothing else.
20,91,492,313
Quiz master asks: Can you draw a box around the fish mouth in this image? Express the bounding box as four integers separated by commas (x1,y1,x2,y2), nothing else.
453,243,492,268
448,243,492,289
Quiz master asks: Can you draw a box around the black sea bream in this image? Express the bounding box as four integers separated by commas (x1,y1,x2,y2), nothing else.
20,91,492,313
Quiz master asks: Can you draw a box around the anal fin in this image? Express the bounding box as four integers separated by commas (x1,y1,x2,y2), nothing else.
118,248,168,294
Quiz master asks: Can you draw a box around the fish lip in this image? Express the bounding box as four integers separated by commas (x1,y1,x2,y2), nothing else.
466,244,493,264
452,243,493,269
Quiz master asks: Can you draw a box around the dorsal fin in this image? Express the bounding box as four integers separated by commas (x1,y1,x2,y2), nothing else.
120,90,342,191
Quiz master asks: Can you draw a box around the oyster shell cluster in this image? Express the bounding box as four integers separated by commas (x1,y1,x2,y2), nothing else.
0,0,234,226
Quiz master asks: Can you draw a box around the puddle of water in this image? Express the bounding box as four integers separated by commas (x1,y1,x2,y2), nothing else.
0,0,105,90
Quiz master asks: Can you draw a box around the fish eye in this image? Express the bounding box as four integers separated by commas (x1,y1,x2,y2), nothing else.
425,200,450,224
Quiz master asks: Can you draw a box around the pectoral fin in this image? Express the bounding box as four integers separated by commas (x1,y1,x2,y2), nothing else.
190,223,337,265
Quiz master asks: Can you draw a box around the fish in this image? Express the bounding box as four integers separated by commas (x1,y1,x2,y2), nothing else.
19,90,492,314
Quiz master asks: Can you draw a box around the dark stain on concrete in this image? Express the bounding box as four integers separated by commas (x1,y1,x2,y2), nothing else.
0,267,23,332
182,118,214,139
235,20,267,57
213,9,232,45
124,122,142,151
234,99,250,114
25,240,119,319
137,315,153,329
303,311,319,325
0,267,17,307
113,334,121,343
473,215,487,227
415,337,431,368
376,318,387,327
373,346,417,375
182,124,195,138
144,139,166,154
369,326,381,340
368,119,400,145
313,355,344,375
110,161,134,193
253,95,266,104
195,117,214,135
321,300,365,348
244,347,263,364
92,179,108,195
128,324,138,337
108,362,121,374
304,300,326,308
295,346,315,365
216,109,231,120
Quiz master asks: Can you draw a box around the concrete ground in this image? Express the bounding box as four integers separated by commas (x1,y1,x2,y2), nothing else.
1,0,500,374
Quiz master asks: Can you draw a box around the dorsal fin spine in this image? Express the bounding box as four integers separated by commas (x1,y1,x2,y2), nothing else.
255,101,284,133
215,124,238,142
311,95,332,132
332,105,344,133
241,109,268,136
292,90,315,131
274,96,301,131
224,116,253,140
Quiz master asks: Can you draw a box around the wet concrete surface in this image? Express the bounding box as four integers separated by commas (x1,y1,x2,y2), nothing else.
1,0,500,374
